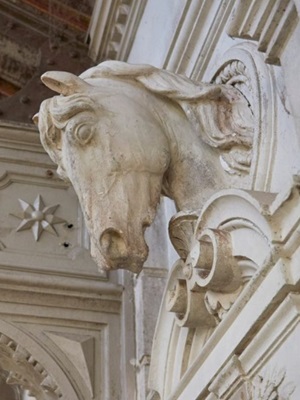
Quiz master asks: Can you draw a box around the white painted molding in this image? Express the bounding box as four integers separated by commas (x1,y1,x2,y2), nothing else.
87,0,147,62
227,0,298,65
164,0,236,77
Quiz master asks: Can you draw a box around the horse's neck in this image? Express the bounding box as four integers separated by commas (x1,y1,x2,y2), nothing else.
157,101,225,211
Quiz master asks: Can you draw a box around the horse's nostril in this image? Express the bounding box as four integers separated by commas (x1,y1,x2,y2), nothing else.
99,228,128,260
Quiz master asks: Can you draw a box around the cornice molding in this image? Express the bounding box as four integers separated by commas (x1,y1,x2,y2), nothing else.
0,121,43,152
0,267,122,315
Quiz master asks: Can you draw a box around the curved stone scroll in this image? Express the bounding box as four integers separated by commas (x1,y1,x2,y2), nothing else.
149,178,300,399
166,227,242,327
167,189,273,327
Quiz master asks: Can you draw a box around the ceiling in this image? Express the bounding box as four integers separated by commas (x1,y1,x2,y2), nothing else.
0,0,95,124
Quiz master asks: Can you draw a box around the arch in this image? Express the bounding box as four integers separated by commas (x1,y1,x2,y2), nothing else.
0,321,80,400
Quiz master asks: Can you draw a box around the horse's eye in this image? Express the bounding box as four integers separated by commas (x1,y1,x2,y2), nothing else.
74,124,94,145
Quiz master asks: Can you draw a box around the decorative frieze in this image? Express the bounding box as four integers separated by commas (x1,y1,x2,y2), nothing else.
245,368,295,400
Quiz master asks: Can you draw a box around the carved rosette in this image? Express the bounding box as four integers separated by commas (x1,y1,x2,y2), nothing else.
0,333,62,399
166,190,263,327
11,195,67,241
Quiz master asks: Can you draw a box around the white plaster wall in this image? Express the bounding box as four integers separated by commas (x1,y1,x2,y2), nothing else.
127,0,188,67
279,23,300,178
22,391,34,400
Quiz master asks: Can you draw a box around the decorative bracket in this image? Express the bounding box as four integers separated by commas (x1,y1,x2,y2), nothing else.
166,228,242,327
167,177,300,327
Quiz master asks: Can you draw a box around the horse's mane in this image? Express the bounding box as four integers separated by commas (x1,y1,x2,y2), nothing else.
79,61,253,151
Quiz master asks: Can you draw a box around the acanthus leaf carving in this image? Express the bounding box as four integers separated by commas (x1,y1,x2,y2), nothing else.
244,368,295,400
204,286,244,322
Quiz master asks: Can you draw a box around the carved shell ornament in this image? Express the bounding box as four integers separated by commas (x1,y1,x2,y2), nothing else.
212,60,253,175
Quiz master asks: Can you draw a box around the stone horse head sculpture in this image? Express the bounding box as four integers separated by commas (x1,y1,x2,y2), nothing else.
35,61,253,273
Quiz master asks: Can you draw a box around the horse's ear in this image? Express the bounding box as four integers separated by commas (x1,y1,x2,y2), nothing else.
32,113,39,125
41,71,91,95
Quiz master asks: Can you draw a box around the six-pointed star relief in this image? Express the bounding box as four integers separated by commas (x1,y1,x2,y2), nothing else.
11,195,67,241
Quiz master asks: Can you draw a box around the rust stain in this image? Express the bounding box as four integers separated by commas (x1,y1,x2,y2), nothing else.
0,78,20,97
20,0,91,32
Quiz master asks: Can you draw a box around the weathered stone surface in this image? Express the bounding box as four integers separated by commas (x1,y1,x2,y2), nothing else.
35,61,253,273
1,1,300,399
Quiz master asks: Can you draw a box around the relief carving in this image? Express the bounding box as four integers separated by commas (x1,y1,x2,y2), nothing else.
11,194,66,241
149,179,300,398
34,60,253,273
244,369,295,400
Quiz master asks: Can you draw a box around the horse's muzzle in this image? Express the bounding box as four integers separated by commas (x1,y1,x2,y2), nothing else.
99,227,147,273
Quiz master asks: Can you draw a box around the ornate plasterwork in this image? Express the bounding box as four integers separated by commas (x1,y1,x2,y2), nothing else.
149,177,300,399
0,332,62,399
208,358,296,400
245,369,295,400
167,192,264,327
11,194,66,241
166,176,300,328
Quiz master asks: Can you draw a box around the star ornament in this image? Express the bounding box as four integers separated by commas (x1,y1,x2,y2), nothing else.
11,195,67,241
